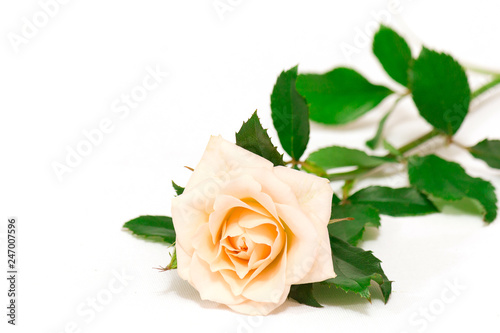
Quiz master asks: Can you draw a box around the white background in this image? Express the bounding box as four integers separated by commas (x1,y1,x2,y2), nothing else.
1,0,500,332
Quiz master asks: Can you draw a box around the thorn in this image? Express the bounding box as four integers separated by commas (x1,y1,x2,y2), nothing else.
184,166,194,172
154,266,171,272
328,217,355,224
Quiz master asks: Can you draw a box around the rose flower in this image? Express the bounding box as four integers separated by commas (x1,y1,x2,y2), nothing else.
171,136,335,315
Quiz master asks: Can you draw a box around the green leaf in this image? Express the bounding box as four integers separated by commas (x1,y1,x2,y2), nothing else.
172,181,185,196
325,236,392,303
288,284,322,308
373,25,413,87
408,155,497,222
410,48,471,135
158,247,178,271
295,67,393,124
270,66,310,160
123,215,176,243
469,139,500,169
169,248,177,269
307,146,395,171
236,111,285,166
349,186,438,217
329,203,381,245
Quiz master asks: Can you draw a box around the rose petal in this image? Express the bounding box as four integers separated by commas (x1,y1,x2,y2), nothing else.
209,195,276,244
209,250,234,272
297,227,336,284
248,243,272,268
227,284,291,316
246,167,300,207
219,173,282,222
171,194,210,255
173,137,337,315
245,223,277,246
190,253,246,305
274,167,336,283
241,250,287,303
192,223,218,264
227,254,251,279
175,243,192,281
275,203,318,284
223,210,246,237
185,136,273,191
218,228,285,296
274,166,333,224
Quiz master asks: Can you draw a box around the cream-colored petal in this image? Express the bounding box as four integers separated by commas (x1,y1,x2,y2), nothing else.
190,253,246,305
209,250,234,272
214,234,255,278
248,243,272,269
192,224,218,264
227,254,251,279
185,136,273,191
220,236,237,252
173,138,275,252
175,243,192,282
209,195,275,244
274,167,336,283
219,268,252,296
227,285,291,316
223,211,245,238
245,223,277,245
273,165,333,226
236,209,275,229
218,229,285,297
208,195,247,243
218,174,279,220
171,194,210,255
242,250,287,303
242,218,286,282
245,191,281,221
218,174,262,201
297,226,336,283
233,250,252,261
242,167,300,206
229,285,290,316
275,203,318,285
241,198,273,218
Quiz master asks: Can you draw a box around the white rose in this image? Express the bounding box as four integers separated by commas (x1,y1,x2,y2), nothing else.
171,136,335,315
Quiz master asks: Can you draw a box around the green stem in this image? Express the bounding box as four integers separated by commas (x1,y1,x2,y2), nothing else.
327,168,371,182
395,75,500,156
327,76,500,182
396,129,441,156
464,65,500,76
366,94,407,149
341,180,354,202
471,75,500,99
450,139,470,151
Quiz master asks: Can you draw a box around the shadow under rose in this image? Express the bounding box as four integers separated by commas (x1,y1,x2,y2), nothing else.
158,273,374,316
158,274,297,315
154,250,389,316
157,274,229,312
310,281,387,315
